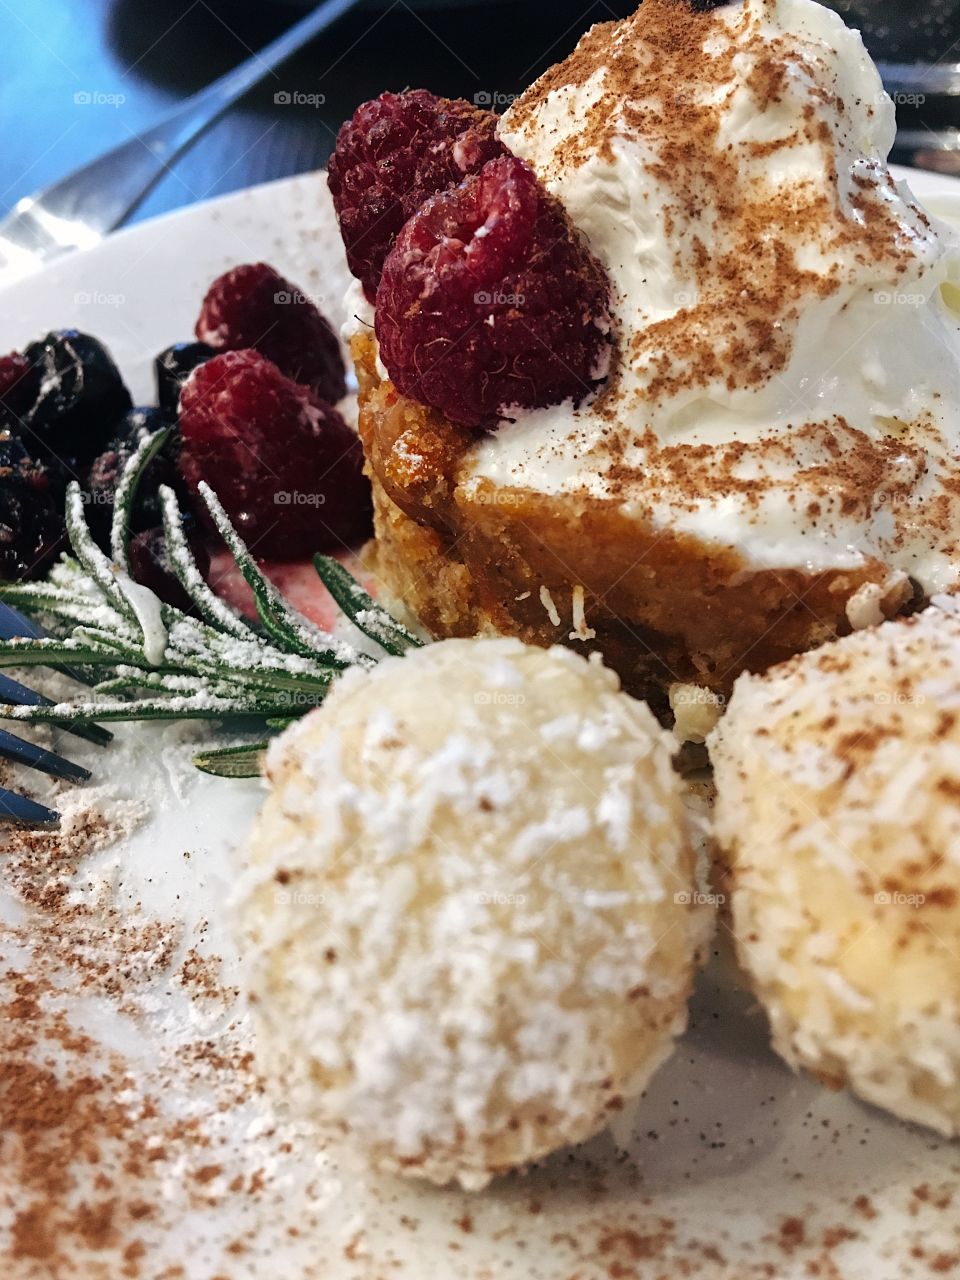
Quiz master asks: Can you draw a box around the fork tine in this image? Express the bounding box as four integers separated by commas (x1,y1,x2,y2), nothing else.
0,729,90,783
0,603,44,641
0,672,49,704
0,671,112,748
0,601,89,680
0,606,113,746
0,788,59,827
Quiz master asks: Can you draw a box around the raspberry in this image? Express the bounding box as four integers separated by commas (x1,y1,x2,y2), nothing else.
195,263,346,405
178,350,372,559
328,89,505,302
375,155,613,429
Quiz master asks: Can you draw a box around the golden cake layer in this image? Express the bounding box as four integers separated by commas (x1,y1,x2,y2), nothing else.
353,335,913,704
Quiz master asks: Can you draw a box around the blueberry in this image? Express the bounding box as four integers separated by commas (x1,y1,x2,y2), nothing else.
155,342,216,422
18,331,132,471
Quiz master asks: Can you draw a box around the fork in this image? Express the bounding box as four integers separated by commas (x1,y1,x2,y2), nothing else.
0,0,363,282
0,604,109,828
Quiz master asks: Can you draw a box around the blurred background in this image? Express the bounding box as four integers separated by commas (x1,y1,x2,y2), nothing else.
2,0,959,226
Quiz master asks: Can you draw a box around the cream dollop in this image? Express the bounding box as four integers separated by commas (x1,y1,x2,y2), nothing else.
463,0,960,591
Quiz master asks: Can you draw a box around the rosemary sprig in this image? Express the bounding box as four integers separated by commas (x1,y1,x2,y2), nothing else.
199,481,369,670
0,430,422,777
193,742,270,779
312,554,422,657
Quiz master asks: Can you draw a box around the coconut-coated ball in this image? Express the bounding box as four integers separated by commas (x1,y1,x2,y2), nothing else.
235,637,709,1189
710,606,960,1135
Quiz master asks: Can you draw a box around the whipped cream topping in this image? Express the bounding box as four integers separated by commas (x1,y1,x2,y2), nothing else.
463,0,960,590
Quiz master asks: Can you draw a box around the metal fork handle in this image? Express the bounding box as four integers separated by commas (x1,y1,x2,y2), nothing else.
3,0,361,259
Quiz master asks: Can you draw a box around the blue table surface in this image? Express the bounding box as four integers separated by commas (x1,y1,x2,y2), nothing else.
2,0,958,228
0,0,641,227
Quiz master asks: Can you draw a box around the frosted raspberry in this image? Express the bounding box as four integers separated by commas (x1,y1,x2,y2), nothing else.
328,89,505,301
196,263,346,404
178,350,372,559
375,155,612,429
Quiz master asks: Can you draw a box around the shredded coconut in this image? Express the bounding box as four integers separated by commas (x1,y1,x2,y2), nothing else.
539,586,561,628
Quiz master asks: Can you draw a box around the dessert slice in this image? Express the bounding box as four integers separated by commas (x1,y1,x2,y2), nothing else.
333,0,960,702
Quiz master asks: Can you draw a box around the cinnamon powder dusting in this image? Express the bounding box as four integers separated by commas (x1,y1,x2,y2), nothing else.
0,786,297,1279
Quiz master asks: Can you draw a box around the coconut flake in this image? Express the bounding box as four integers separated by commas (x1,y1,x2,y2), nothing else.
539,586,561,628
569,585,597,642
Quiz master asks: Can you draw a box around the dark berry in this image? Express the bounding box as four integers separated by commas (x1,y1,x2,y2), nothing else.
84,409,183,553
128,523,211,613
0,430,66,581
376,155,613,429
17,331,132,470
0,352,36,419
178,350,372,559
155,341,217,422
328,89,506,302
196,263,347,405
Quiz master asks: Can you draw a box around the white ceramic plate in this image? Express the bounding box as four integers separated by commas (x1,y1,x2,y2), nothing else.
2,170,960,1280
